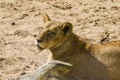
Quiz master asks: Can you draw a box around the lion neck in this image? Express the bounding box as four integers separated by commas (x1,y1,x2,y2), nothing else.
50,33,88,61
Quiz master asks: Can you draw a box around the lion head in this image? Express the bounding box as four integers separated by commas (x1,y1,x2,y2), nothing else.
35,14,73,51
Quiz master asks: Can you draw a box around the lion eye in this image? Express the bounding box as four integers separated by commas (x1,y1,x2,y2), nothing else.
48,32,56,37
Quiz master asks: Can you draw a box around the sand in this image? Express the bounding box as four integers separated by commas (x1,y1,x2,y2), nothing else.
0,0,120,79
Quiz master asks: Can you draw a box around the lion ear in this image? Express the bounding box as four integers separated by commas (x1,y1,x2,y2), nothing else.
42,13,51,23
61,22,73,34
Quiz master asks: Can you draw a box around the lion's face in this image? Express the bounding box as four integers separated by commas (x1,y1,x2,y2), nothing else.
35,14,73,51
35,21,73,51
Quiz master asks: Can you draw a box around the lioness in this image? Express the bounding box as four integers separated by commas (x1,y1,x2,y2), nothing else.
35,14,120,80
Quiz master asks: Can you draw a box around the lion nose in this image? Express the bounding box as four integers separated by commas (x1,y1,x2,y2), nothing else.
37,39,43,43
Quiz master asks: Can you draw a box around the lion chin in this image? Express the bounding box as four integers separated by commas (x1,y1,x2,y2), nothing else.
35,40,44,52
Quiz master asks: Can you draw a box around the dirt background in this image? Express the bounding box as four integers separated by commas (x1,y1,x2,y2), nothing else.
0,0,120,80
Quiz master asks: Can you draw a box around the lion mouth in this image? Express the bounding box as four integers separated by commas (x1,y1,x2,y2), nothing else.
36,44,44,50
35,40,44,50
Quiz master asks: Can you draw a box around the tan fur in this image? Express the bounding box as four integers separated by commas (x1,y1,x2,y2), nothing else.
87,41,120,80
35,14,120,80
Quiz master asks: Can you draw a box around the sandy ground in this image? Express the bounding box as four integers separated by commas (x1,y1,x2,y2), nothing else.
0,0,120,80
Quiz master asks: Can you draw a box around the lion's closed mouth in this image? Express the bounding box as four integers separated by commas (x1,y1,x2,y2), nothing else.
36,44,44,50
